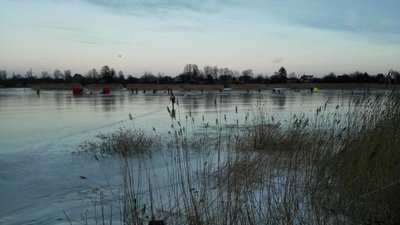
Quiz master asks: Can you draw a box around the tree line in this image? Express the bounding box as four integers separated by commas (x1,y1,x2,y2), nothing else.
1,64,399,87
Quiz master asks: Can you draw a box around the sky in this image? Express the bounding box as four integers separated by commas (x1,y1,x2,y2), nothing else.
1,0,400,77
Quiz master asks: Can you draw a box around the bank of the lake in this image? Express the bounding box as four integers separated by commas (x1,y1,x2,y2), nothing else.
4,82,396,91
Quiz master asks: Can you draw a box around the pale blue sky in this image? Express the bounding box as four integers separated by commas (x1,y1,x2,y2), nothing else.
1,0,399,77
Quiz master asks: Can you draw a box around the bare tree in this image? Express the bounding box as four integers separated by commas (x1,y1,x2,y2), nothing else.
118,70,125,82
25,68,33,78
183,64,200,82
53,70,63,79
41,71,50,79
92,68,99,79
141,72,157,83
64,70,72,81
242,69,253,77
0,70,7,80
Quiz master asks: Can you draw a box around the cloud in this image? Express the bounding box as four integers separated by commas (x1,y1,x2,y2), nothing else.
272,57,284,64
293,17,356,32
258,0,400,44
31,22,132,46
82,0,235,16
379,20,393,29
76,40,99,45
32,22,89,33
156,24,204,33
343,11,358,28
68,38,132,46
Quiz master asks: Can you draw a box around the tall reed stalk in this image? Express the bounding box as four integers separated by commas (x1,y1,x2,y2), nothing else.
79,90,399,225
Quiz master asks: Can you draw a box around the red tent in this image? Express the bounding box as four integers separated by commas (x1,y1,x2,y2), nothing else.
102,87,110,94
72,87,83,95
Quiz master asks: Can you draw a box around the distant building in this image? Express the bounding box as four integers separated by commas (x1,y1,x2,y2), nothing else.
173,76,183,83
300,75,313,83
386,69,400,84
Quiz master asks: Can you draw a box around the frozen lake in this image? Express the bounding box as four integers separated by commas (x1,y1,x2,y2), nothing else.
0,88,371,224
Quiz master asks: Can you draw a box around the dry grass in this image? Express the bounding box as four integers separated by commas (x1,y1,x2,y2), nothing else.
333,92,400,224
78,127,155,157
78,90,400,225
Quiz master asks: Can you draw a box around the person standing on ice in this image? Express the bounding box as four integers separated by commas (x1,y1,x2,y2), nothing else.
170,92,176,109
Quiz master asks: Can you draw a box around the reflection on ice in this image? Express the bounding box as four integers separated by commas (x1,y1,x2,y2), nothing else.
0,88,379,224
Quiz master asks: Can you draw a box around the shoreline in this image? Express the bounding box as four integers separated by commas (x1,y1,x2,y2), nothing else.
0,82,396,91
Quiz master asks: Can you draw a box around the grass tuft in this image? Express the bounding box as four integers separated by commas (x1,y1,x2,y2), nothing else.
78,127,155,157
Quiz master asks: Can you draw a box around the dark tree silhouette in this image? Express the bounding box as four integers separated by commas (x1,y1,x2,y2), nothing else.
140,72,157,84
99,65,117,82
278,66,287,77
53,70,63,80
0,70,7,81
270,66,288,83
0,63,397,87
254,74,265,83
127,75,139,83
239,69,253,83
322,72,337,83
181,64,200,83
64,70,72,82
